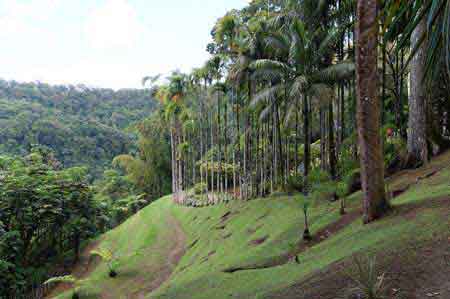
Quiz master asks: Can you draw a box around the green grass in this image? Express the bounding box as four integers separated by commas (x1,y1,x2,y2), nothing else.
52,155,450,299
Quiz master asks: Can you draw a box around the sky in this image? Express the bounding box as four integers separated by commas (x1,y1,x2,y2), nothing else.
0,0,248,89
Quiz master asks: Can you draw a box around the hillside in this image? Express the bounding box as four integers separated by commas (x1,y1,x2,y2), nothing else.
48,151,450,299
0,80,157,177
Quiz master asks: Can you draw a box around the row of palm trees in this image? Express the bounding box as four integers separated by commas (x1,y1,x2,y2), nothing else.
148,0,449,223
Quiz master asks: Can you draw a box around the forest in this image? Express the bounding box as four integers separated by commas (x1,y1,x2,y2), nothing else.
1,0,449,299
0,80,157,178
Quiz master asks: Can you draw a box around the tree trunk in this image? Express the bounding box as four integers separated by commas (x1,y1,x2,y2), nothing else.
170,128,177,194
328,101,337,179
303,94,310,182
320,107,327,170
356,0,388,223
407,16,429,166
295,102,299,175
210,109,215,194
217,94,222,193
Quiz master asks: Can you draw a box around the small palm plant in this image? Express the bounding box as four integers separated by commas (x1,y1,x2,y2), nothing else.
44,275,84,299
336,181,348,215
90,248,119,278
346,255,386,299
296,194,313,241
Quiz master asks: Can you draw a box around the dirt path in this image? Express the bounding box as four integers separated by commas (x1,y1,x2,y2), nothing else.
133,214,186,299
46,213,186,299
45,239,103,298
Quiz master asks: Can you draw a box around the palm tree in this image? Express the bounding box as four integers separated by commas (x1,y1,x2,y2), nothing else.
355,0,389,223
251,18,354,184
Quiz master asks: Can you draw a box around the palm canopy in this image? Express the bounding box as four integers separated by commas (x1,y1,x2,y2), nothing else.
250,18,354,117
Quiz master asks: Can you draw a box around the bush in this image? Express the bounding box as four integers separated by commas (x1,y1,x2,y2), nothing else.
306,168,332,194
344,168,361,195
336,181,348,198
345,255,386,299
193,182,208,195
286,174,303,192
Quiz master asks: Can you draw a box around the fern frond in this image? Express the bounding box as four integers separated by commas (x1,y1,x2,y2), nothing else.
44,275,76,285
90,248,113,262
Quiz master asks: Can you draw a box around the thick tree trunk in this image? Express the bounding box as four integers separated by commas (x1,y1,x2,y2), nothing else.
407,17,429,166
356,0,388,223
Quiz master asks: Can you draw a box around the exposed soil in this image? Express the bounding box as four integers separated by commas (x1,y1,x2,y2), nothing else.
263,198,450,299
247,224,264,235
265,234,450,299
220,211,232,222
223,211,361,273
250,235,269,246
223,232,233,239
187,239,199,249
257,212,270,221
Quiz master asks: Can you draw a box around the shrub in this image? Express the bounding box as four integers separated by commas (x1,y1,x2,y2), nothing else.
286,174,303,192
344,168,361,195
345,255,386,299
90,248,119,278
44,275,83,299
193,182,208,195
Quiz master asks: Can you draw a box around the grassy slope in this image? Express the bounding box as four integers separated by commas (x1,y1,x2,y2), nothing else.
52,152,450,299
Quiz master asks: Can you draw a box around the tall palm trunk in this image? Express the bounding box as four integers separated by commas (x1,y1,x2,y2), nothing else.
295,102,299,175
170,127,177,194
407,17,429,165
328,100,337,179
237,97,242,199
217,94,222,194
224,97,229,192
320,107,327,170
199,96,204,191
210,108,215,194
356,0,388,223
275,102,284,185
303,94,310,182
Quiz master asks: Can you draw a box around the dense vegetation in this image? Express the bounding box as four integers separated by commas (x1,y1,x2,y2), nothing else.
0,80,157,178
0,148,102,297
151,0,449,224
1,0,449,298
0,81,173,296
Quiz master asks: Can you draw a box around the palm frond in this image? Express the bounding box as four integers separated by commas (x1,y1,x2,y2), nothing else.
44,275,76,285
259,104,274,122
90,248,113,262
309,83,334,108
250,84,282,109
313,61,355,84
251,59,292,74
289,75,308,99
264,33,290,57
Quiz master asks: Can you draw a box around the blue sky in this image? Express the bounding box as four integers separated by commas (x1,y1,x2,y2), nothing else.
0,0,248,89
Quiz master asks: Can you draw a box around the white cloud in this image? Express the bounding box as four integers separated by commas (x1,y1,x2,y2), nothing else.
0,0,60,37
83,0,145,51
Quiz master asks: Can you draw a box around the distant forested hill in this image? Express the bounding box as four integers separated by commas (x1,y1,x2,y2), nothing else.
0,79,157,178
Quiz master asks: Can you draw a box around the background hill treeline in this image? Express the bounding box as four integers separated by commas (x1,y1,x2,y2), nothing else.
0,79,157,178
